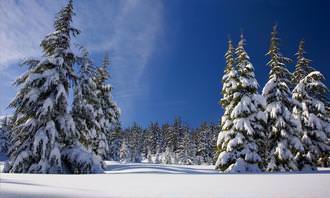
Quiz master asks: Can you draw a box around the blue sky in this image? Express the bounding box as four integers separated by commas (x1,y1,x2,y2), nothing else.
0,0,329,127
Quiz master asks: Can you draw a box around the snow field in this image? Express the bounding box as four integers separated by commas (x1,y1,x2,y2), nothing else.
1,162,330,198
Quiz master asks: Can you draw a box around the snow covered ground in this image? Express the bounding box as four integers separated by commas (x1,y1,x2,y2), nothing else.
1,160,330,198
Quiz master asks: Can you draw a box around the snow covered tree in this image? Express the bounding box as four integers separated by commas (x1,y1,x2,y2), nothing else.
154,147,161,164
161,123,171,153
61,142,103,174
216,34,267,173
108,128,122,161
127,123,143,162
195,122,215,164
173,117,187,152
292,40,315,87
95,52,121,159
4,0,103,174
215,39,240,163
177,132,196,165
119,140,131,163
145,122,161,155
219,39,239,126
72,48,99,153
293,71,330,170
162,147,175,164
262,25,303,172
0,116,10,154
197,123,219,164
164,124,177,153
146,146,153,163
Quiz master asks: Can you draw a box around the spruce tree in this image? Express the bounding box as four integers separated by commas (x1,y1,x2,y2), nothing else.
293,71,330,170
0,116,10,154
119,140,131,163
215,38,239,170
216,35,266,172
292,40,315,86
127,123,143,162
196,122,214,164
161,123,171,153
95,52,121,159
177,132,196,165
164,123,177,153
4,0,103,174
262,25,303,172
72,48,99,152
108,128,122,161
146,122,161,154
218,39,239,139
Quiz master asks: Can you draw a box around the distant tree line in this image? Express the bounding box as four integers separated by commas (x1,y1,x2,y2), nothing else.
109,118,218,165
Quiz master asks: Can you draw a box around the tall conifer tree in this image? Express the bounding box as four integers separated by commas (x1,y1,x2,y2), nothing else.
293,72,330,170
262,25,303,172
5,0,103,174
292,40,315,86
95,52,121,159
216,35,266,172
72,48,99,152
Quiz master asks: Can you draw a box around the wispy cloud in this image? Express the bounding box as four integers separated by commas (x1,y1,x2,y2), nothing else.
0,0,164,122
0,0,63,67
74,0,164,122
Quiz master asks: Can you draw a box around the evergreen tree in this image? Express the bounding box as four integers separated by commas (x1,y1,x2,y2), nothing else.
262,25,303,172
209,123,220,164
161,123,171,153
177,132,196,165
173,117,187,153
119,140,131,163
293,71,330,170
174,118,191,160
145,122,161,154
94,52,121,159
146,146,153,163
215,39,240,163
216,35,267,172
0,116,10,154
127,123,143,162
163,147,175,164
292,40,315,86
4,0,102,174
72,48,99,153
108,128,122,161
164,123,177,152
195,122,214,164
194,122,218,164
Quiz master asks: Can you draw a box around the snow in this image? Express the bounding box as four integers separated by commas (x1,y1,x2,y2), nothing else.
0,161,330,198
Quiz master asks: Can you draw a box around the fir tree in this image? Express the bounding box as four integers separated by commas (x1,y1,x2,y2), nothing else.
219,39,239,127
0,116,10,154
145,122,161,154
262,25,303,172
216,35,267,172
127,123,143,162
108,128,122,161
4,0,103,174
164,124,177,153
177,132,196,165
195,122,214,164
292,40,315,86
119,140,131,163
95,52,121,159
293,71,330,170
215,39,240,162
72,48,99,153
